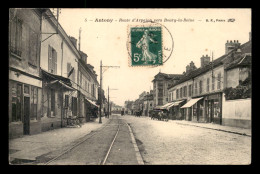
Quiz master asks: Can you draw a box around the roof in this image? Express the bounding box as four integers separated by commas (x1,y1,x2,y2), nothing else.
225,54,251,70
168,40,251,89
152,72,183,82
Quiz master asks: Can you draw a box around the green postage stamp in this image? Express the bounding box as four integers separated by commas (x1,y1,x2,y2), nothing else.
129,26,163,66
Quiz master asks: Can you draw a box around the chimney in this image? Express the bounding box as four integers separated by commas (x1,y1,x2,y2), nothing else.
201,54,211,68
69,36,77,49
189,61,197,71
186,65,190,74
225,40,241,54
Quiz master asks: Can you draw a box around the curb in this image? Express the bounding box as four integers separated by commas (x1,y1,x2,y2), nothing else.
175,122,251,137
126,123,145,165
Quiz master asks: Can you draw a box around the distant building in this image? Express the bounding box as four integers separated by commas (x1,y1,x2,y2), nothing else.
152,72,183,107
143,90,154,116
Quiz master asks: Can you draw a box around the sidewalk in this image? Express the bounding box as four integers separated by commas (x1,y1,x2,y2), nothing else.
9,117,109,164
128,115,251,137
172,120,251,137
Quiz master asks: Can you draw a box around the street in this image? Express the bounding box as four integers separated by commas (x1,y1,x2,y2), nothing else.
121,115,251,165
25,114,252,165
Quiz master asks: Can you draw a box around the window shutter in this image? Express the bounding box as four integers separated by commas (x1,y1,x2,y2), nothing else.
48,46,52,73
53,50,57,74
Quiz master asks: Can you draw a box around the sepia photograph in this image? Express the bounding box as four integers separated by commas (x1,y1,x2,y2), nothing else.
8,8,251,165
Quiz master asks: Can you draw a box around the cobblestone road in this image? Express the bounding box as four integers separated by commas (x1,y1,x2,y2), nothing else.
121,115,251,165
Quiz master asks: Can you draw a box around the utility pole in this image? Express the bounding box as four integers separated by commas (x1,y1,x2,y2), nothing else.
108,86,109,118
98,61,120,123
99,60,103,123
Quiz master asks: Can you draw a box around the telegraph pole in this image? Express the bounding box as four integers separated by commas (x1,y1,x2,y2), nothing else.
99,60,102,123
98,62,120,123
108,86,109,118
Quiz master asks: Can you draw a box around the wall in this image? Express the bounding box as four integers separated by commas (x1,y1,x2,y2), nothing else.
9,9,41,78
226,68,239,88
222,96,251,128
193,65,224,97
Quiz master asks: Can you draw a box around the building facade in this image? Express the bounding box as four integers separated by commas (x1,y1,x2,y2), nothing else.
152,72,183,108
167,39,251,128
9,9,44,138
9,8,100,139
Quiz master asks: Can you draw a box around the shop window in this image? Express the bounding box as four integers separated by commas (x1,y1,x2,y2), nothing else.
30,86,38,120
11,83,22,122
10,15,23,57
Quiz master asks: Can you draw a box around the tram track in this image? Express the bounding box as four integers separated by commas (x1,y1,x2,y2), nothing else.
44,117,116,165
44,115,142,165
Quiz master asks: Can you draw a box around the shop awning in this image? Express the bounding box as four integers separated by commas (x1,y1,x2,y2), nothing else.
166,100,185,109
180,97,203,108
42,69,72,87
155,102,172,109
47,80,75,91
86,98,99,108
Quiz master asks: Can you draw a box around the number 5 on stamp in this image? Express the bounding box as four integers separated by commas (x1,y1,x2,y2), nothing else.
130,26,163,66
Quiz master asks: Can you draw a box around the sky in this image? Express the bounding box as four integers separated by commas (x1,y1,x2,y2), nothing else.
57,8,251,106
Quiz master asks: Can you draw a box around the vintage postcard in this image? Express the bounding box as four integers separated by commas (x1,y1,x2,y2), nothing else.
8,8,251,165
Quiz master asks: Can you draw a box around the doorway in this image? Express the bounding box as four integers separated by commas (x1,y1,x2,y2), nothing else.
23,96,30,135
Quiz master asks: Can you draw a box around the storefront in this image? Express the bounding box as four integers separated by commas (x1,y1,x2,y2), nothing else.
9,79,42,138
41,70,75,131
181,97,203,122
204,93,222,124
167,100,185,120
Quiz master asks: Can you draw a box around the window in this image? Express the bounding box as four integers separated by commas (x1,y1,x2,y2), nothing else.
67,62,75,82
207,78,210,92
24,85,29,94
184,86,187,97
10,16,23,57
194,82,198,95
65,95,69,108
11,83,22,122
199,80,203,94
30,86,38,120
180,88,183,98
176,89,179,99
48,46,57,74
212,76,215,91
217,73,221,89
79,72,82,87
71,97,77,116
51,89,55,116
28,28,38,66
188,84,192,96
